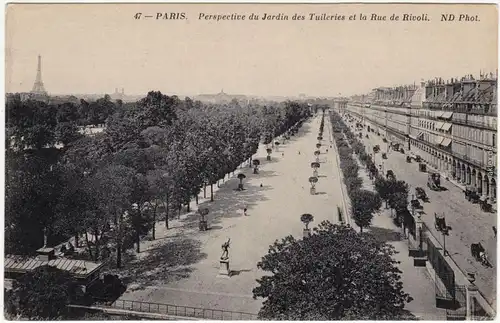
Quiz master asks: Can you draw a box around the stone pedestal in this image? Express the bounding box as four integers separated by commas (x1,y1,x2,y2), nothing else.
313,170,318,177
238,183,244,191
303,228,311,238
219,259,231,276
253,167,258,174
310,187,316,195
266,156,271,161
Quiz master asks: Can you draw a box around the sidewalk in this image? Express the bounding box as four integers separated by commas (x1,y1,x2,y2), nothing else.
354,150,445,320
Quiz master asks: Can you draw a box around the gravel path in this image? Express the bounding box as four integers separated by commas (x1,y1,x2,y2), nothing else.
116,115,346,314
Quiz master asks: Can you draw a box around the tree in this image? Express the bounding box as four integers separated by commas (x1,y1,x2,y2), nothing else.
300,213,314,230
266,148,272,160
127,173,154,252
237,173,246,190
387,180,409,214
308,176,318,189
253,159,260,174
374,177,391,208
125,206,153,253
6,98,58,150
253,222,413,320
351,190,382,232
136,91,178,128
9,265,79,319
93,165,135,268
55,122,82,147
375,177,408,214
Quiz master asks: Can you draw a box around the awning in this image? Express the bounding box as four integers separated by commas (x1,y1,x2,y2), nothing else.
440,138,452,147
434,111,444,118
441,123,452,131
441,112,453,119
435,121,444,129
435,136,444,145
417,132,424,139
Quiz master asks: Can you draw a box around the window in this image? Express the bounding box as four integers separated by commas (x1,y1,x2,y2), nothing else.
493,133,496,146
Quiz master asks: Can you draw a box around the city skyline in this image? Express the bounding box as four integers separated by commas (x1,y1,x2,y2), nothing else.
6,3,498,97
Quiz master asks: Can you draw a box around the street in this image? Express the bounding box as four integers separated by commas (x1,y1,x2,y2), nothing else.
349,116,497,308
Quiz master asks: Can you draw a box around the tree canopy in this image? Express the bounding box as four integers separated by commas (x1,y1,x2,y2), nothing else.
6,92,311,266
351,189,382,232
253,221,413,320
7,265,79,319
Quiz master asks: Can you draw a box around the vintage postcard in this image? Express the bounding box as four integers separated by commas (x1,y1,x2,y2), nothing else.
4,2,498,321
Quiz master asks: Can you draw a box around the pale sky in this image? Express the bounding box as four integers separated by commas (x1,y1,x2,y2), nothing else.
5,3,498,97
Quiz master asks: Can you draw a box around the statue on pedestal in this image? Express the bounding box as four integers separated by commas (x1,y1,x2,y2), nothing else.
221,238,230,260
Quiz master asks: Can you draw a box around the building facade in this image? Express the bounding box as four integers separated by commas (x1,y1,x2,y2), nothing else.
346,75,497,202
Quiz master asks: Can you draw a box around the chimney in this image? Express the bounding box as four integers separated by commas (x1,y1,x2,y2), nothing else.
425,83,433,100
445,81,454,101
36,247,55,262
462,79,475,96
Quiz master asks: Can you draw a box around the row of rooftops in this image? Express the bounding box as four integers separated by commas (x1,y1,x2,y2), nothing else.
350,73,498,108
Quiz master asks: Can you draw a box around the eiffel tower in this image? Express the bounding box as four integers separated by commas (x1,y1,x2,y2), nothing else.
31,55,47,95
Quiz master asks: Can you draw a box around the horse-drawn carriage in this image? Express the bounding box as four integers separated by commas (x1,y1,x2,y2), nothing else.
419,163,427,172
415,187,428,202
471,242,490,267
434,212,447,232
400,148,405,154
406,156,411,163
427,172,441,191
392,143,400,151
479,197,493,212
386,170,395,180
365,134,369,139
382,153,387,159
414,155,422,162
464,185,480,203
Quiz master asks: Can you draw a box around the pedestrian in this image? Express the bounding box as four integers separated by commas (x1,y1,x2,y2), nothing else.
282,153,284,157
326,149,329,153
244,207,248,216
298,151,301,155
260,183,263,187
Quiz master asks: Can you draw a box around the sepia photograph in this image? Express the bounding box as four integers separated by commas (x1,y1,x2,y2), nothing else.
3,2,498,320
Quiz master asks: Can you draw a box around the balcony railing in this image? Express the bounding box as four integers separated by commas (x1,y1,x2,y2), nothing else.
452,118,497,130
